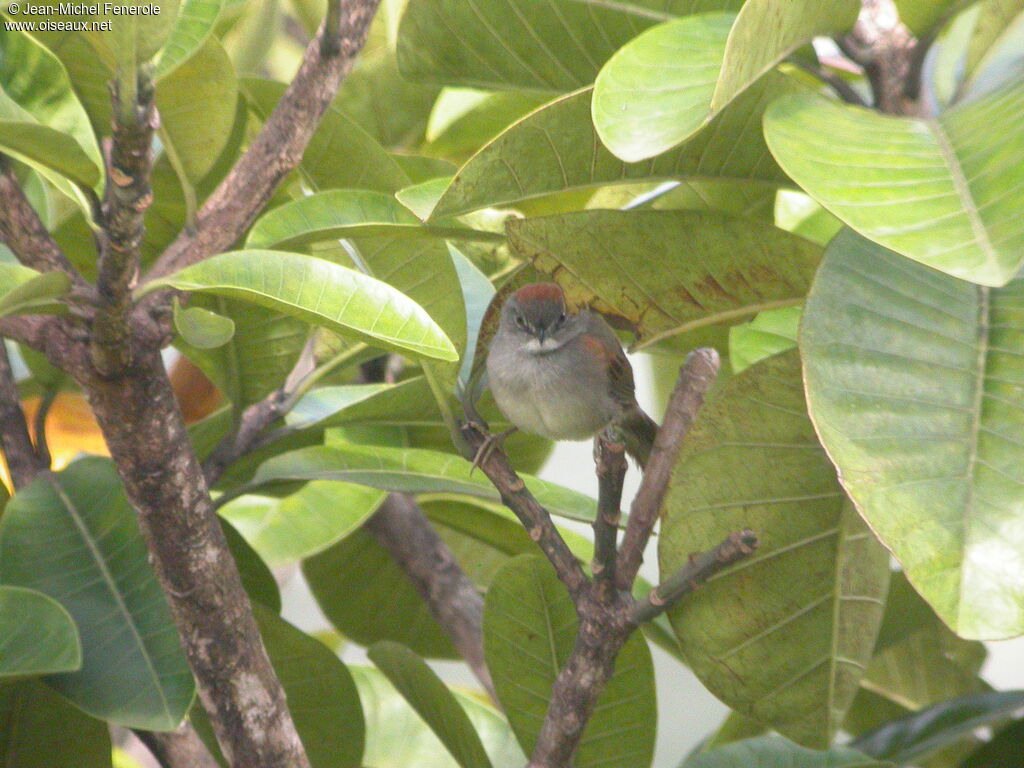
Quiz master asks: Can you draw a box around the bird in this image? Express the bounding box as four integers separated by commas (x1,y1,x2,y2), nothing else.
485,282,659,468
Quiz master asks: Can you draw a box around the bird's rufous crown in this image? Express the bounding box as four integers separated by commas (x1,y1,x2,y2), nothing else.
513,283,564,305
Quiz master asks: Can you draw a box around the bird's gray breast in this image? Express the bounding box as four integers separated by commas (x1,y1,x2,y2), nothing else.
486,333,619,441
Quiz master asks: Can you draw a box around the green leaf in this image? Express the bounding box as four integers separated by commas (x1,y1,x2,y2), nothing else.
176,295,307,410
764,84,1024,286
431,73,803,219
894,0,961,35
851,691,1024,763
0,458,194,730
682,737,892,768
0,678,112,768
844,573,988,735
800,229,1024,639
220,481,386,567
304,528,459,658
172,298,235,349
242,78,408,193
592,3,858,162
0,267,70,318
368,641,493,768
155,0,224,79
0,29,103,193
960,1,1024,103
251,442,597,523
192,605,365,768
156,37,237,185
0,117,101,190
354,666,527,768
144,249,459,362
244,189,502,250
728,306,801,374
484,556,657,768
506,209,821,349
334,47,439,150
959,716,1024,767
0,585,81,677
396,177,451,220
424,89,547,162
660,351,890,748
221,517,281,612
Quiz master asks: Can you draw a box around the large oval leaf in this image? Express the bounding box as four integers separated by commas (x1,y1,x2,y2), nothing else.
430,72,806,220
368,641,493,768
764,85,1024,286
506,209,821,348
682,737,892,768
144,249,459,362
242,78,408,193
155,37,237,185
801,229,1024,639
0,458,194,730
245,189,501,250
305,528,459,658
354,666,526,768
483,555,657,768
0,29,102,185
154,0,224,79
220,480,386,567
592,2,858,162
396,0,745,93
251,442,596,523
660,351,890,748
0,679,112,768
0,265,70,318
0,585,81,677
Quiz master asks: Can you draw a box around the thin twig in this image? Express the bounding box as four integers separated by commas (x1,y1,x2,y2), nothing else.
364,494,497,700
592,432,626,601
460,419,589,602
616,348,719,591
0,343,45,488
92,71,158,376
631,530,759,624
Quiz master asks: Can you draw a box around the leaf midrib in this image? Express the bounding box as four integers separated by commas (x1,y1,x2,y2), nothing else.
48,474,174,723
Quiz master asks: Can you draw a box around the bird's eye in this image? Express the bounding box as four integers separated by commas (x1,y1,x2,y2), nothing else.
515,314,526,328
559,312,567,323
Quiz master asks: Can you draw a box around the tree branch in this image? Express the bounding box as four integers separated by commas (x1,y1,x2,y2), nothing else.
80,348,310,768
0,343,46,489
364,494,497,700
460,419,590,602
145,0,381,284
840,0,922,115
0,158,84,284
134,722,220,768
91,71,158,376
616,348,719,591
631,530,759,624
592,432,626,601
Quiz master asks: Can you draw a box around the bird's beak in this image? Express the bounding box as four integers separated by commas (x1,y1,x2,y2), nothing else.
537,328,547,344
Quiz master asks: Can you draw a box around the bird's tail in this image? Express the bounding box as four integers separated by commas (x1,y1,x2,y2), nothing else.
617,406,659,470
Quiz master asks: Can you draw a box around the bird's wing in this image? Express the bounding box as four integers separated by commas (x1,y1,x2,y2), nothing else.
580,313,637,409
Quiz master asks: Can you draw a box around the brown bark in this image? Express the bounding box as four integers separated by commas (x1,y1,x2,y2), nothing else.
364,494,496,700
79,347,310,768
0,343,46,488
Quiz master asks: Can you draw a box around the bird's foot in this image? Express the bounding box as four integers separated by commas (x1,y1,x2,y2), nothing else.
470,426,518,474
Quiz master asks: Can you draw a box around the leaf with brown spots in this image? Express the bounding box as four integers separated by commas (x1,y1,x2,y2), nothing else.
506,210,822,351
